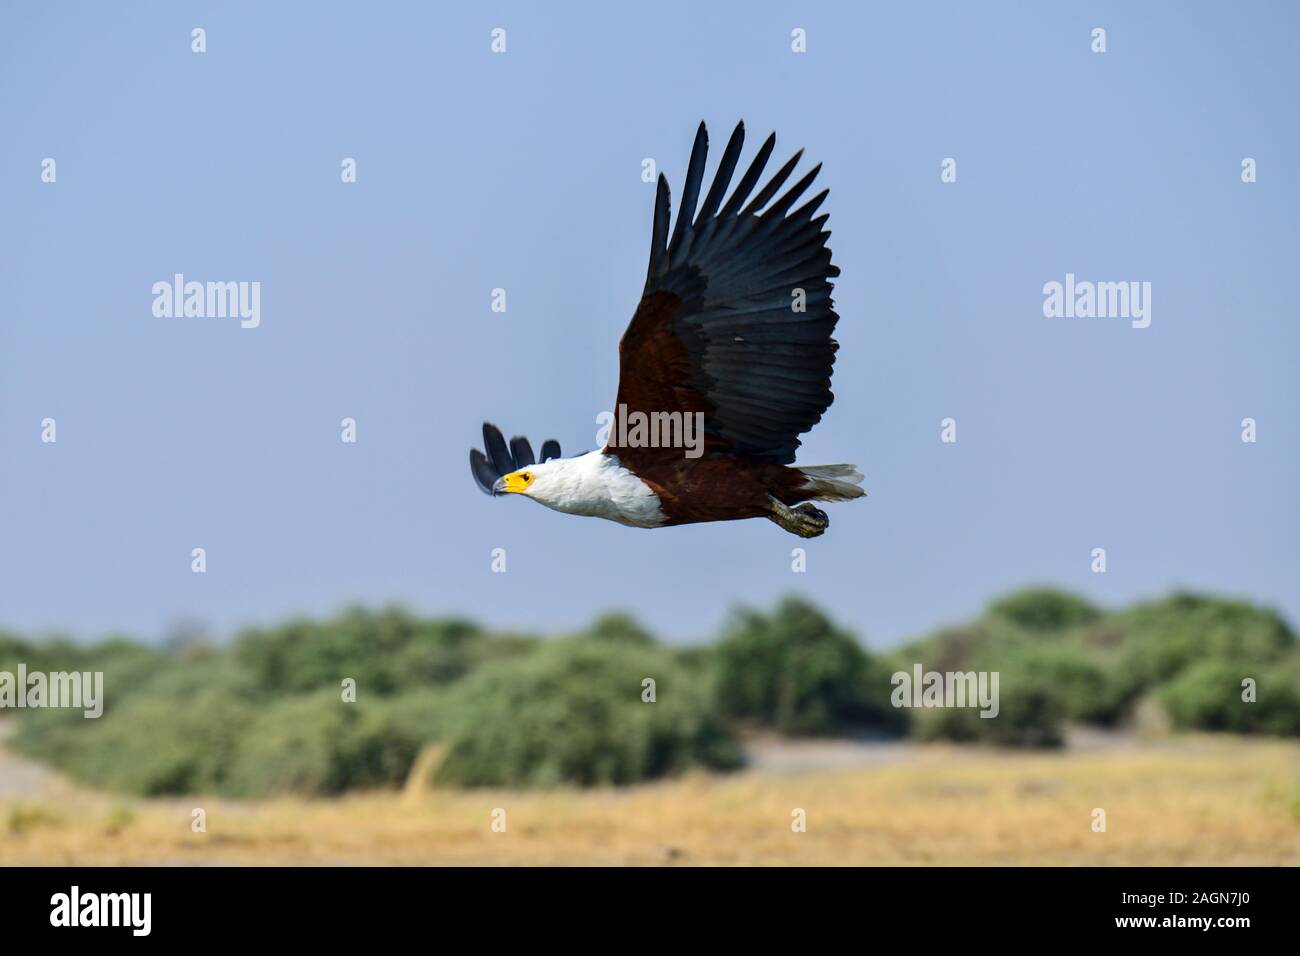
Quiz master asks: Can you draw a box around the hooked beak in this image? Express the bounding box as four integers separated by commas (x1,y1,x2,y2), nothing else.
493,472,532,495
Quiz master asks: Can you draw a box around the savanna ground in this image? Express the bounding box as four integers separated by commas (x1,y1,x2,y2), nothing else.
3,724,1297,865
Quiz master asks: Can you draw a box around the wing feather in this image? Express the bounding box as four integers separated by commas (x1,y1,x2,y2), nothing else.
609,120,841,464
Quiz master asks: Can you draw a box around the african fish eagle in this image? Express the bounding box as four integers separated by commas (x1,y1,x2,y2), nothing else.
469,120,863,538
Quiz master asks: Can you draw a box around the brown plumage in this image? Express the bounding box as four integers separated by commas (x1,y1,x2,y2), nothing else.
610,292,816,527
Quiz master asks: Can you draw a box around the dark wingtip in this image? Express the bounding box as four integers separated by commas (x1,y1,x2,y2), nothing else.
472,424,560,494
481,422,514,475
509,435,536,469
469,448,497,495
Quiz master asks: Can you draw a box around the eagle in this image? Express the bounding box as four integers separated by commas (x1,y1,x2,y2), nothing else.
469,120,863,538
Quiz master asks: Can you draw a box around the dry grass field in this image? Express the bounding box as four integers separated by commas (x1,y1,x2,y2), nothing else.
3,732,1298,865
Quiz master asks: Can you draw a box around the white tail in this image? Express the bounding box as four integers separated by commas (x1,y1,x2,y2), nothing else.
796,464,866,502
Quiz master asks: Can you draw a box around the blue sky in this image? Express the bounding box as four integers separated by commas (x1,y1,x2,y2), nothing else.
2,2,1296,647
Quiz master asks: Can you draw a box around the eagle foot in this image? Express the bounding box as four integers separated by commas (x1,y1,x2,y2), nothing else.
767,498,829,538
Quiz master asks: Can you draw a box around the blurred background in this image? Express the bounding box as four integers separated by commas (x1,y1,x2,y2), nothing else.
0,2,1297,864
2,589,1298,864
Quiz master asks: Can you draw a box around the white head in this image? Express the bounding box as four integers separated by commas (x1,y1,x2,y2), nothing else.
491,456,580,511
490,450,666,527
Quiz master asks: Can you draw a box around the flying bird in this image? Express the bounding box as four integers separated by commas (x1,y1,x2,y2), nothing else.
469,120,863,537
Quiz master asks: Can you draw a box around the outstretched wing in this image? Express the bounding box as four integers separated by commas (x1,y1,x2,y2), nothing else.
607,120,840,464
470,423,562,495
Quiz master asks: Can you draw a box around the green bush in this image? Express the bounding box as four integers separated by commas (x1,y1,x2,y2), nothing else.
9,649,250,775
904,592,1298,735
224,691,426,796
79,638,170,701
986,587,1103,634
0,633,103,676
1012,642,1125,726
901,624,1121,745
432,638,741,787
381,688,451,747
713,597,905,736
581,612,657,646
0,631,34,668
8,592,1299,796
234,607,536,695
1158,658,1300,736
15,687,256,796
1111,594,1295,703
909,666,1066,748
16,680,438,798
891,623,1014,676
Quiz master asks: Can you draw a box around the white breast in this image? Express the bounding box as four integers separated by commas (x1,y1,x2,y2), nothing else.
529,451,667,528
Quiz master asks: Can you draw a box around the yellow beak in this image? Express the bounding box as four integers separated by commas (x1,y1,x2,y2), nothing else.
492,472,532,495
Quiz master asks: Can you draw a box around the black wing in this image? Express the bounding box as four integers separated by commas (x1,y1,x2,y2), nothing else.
622,120,840,464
